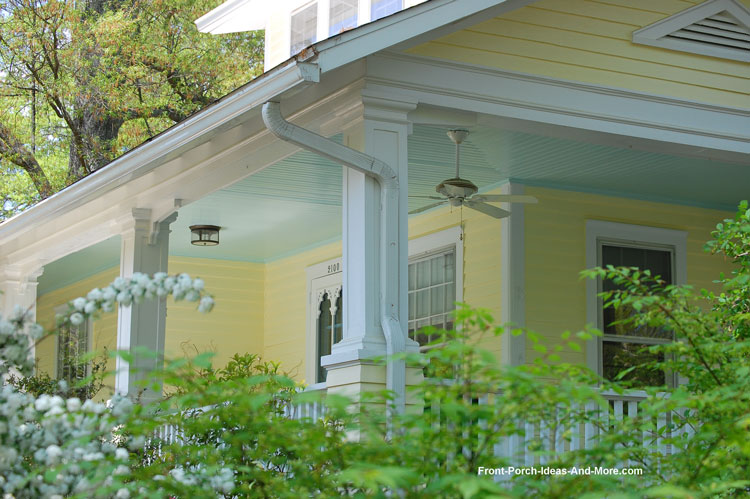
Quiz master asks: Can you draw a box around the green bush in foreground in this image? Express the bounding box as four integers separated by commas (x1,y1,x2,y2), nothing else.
1,202,748,497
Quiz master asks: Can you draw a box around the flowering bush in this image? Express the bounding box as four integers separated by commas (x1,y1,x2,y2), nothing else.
0,273,214,498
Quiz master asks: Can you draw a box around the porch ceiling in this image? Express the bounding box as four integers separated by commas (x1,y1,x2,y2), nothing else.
38,123,749,289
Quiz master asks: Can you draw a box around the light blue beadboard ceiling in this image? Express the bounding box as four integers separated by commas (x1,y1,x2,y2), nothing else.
38,124,750,293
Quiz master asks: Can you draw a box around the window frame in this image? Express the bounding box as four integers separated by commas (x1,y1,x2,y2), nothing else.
289,1,319,56
305,226,463,387
53,304,93,383
585,220,687,384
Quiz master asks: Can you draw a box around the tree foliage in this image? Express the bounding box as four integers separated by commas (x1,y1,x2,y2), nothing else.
0,0,263,219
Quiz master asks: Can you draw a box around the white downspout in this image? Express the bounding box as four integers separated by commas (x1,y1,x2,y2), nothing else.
261,101,407,414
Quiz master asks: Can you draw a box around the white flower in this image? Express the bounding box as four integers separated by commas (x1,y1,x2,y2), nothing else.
70,313,84,326
198,296,215,313
28,324,44,340
84,301,97,314
87,288,103,301
66,398,81,412
192,278,205,291
102,287,117,302
116,291,132,307
134,273,150,287
115,448,128,460
113,277,127,290
72,297,87,311
35,395,51,412
45,445,62,464
115,488,130,498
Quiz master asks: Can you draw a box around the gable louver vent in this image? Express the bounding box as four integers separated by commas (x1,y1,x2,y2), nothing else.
633,0,750,62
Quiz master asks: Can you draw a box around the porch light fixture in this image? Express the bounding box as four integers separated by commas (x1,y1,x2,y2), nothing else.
190,225,221,246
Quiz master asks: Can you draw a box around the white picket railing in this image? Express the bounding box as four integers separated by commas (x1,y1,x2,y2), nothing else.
150,387,328,450
492,389,689,467
150,385,688,470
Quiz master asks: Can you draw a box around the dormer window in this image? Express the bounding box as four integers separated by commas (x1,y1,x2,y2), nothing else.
291,2,318,56
371,0,402,21
330,0,358,36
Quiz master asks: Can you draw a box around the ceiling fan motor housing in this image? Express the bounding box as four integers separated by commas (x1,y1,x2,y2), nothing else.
436,177,479,201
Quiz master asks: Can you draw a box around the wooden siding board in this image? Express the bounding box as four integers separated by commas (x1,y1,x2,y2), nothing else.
406,0,749,108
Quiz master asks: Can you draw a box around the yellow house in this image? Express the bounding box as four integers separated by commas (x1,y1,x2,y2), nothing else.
0,0,747,417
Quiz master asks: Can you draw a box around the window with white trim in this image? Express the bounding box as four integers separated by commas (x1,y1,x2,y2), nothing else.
329,0,358,36
290,2,318,56
55,306,92,385
586,221,687,388
408,247,456,346
599,242,674,387
306,227,463,384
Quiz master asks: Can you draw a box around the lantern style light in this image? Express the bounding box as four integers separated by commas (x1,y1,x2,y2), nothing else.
189,225,220,246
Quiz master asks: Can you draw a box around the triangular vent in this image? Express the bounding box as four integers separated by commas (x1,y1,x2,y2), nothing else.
633,0,750,62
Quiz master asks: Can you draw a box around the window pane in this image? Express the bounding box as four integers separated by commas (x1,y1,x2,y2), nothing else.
317,293,332,383
330,0,357,36
602,244,673,337
371,0,402,21
408,248,457,347
333,294,343,344
291,3,318,56
415,289,429,320
602,340,666,387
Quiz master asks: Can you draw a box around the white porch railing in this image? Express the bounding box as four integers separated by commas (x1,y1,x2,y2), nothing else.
150,386,686,468
150,386,328,450
492,389,688,467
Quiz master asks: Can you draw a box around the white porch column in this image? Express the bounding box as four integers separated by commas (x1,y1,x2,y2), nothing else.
115,209,176,400
322,91,420,408
500,182,526,366
0,265,43,365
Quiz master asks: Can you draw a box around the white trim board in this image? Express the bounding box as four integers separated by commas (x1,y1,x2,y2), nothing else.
365,52,750,158
633,0,750,63
584,220,687,375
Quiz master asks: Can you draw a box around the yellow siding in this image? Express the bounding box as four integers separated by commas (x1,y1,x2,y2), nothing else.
407,0,750,108
264,241,341,381
264,10,289,71
36,268,120,399
35,257,264,397
165,257,265,369
524,186,734,365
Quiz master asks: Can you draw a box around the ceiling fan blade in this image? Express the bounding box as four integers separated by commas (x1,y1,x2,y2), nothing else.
408,195,445,200
464,200,511,219
409,201,447,214
472,194,538,204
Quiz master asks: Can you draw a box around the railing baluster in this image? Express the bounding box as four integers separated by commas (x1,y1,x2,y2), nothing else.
584,401,597,450
524,421,535,467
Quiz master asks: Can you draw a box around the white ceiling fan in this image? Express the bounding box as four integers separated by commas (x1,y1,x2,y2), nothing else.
409,129,537,219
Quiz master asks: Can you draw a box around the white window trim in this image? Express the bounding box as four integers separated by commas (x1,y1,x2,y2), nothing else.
304,225,463,387
585,220,687,378
53,304,94,380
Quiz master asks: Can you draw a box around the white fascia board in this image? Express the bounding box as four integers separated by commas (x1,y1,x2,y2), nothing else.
366,52,750,158
312,0,534,72
0,60,318,249
195,0,269,34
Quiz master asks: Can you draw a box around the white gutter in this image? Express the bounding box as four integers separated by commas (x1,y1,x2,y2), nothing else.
0,60,319,246
261,101,407,415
